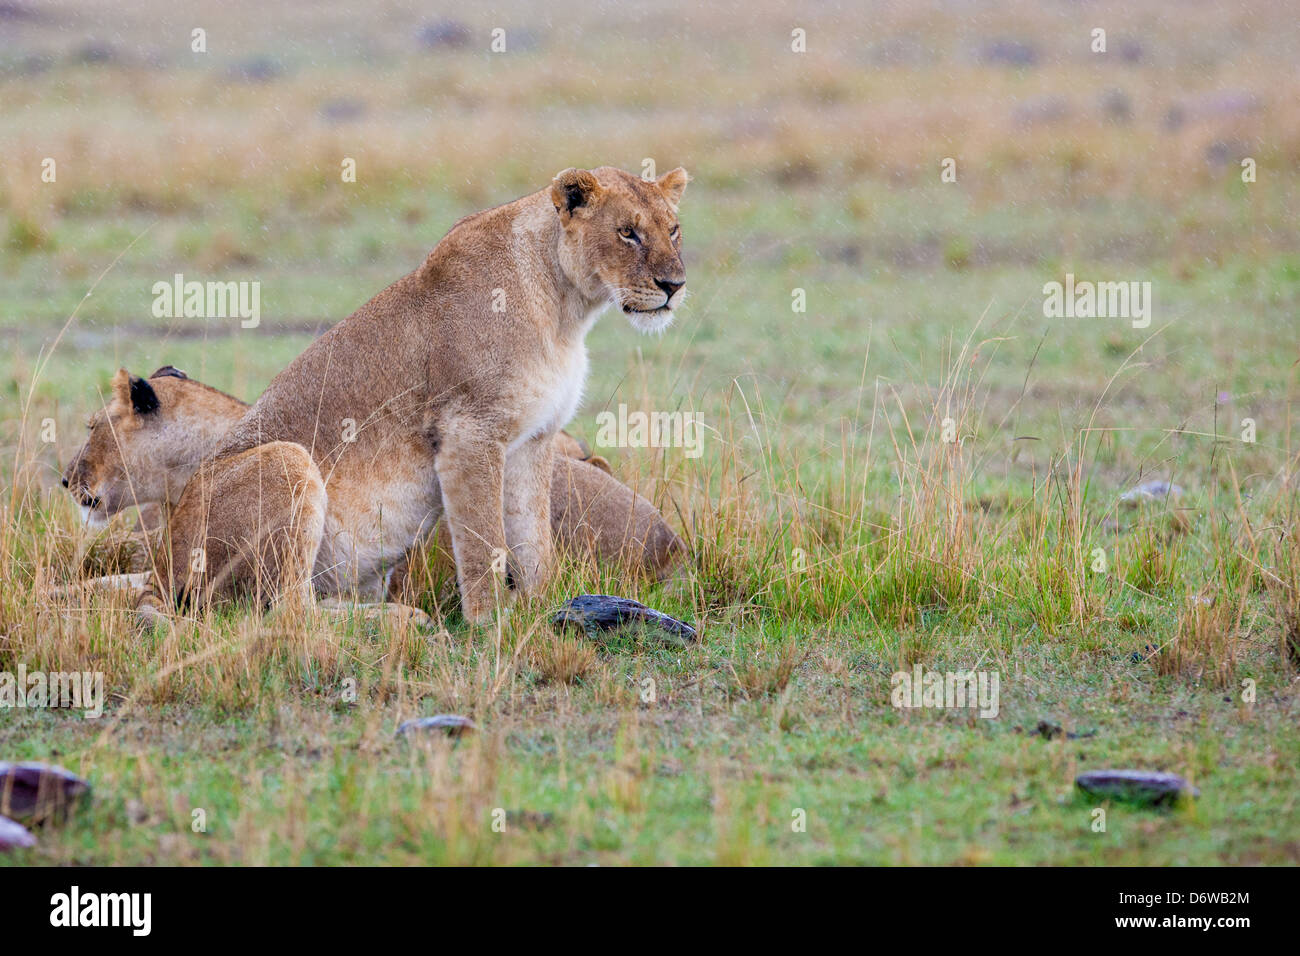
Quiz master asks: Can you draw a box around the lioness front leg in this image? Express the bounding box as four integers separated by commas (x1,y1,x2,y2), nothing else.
436,432,509,625
504,432,555,595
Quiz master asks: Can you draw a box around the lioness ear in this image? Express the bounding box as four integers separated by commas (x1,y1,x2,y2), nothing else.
656,167,689,208
125,372,159,415
111,368,158,414
111,368,132,407
551,168,602,222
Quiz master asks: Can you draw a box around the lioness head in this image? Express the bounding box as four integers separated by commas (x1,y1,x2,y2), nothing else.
550,165,689,333
62,366,247,525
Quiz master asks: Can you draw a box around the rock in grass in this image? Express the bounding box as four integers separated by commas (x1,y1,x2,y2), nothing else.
1076,769,1198,806
0,762,90,824
0,814,35,851
505,809,555,831
552,594,698,646
1119,479,1183,506
396,715,476,738
1036,720,1097,741
418,19,472,50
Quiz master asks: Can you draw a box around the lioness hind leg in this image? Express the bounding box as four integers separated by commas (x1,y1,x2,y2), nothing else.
550,456,687,578
159,441,327,613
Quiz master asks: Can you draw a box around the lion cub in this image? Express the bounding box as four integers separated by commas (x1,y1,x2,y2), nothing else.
61,366,685,616
158,165,688,622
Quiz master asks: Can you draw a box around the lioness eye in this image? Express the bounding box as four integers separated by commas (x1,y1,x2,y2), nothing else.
669,225,680,239
619,226,639,243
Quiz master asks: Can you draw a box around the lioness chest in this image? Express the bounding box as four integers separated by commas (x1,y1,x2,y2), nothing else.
506,337,590,452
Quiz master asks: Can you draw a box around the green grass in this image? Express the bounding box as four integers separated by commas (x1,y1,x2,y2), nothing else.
2,614,1294,865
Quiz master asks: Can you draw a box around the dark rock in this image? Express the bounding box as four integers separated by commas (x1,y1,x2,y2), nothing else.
396,714,476,737
505,809,554,830
228,56,283,83
980,39,1038,67
1204,139,1250,169
319,98,366,123
1036,719,1098,740
552,594,698,646
1076,769,1198,806
1162,104,1187,131
70,42,116,65
1129,643,1158,663
419,19,472,50
0,762,91,824
1099,88,1132,123
0,814,35,851
1115,39,1145,64
1119,479,1183,506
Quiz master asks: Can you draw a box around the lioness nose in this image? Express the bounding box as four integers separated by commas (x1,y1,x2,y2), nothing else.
61,476,69,488
655,278,684,299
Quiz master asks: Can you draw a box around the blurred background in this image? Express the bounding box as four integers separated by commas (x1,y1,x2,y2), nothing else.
1,0,1297,492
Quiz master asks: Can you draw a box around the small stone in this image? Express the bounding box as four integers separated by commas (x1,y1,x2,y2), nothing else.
505,809,554,830
1119,479,1183,506
0,814,35,851
1037,719,1097,740
0,762,91,824
1115,39,1145,63
227,56,283,83
1099,88,1132,123
1076,769,1199,806
1204,139,1250,169
418,19,472,50
396,714,476,737
71,42,116,65
979,39,1038,67
319,98,367,124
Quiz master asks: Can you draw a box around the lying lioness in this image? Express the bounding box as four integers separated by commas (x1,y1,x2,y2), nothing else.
60,366,685,619
145,166,688,623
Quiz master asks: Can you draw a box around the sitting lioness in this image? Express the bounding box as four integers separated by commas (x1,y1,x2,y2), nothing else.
146,165,688,623
60,366,686,613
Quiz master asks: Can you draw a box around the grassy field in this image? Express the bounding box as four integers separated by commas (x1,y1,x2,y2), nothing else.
1,0,1298,864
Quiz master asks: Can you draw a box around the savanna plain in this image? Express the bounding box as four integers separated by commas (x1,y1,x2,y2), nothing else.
1,0,1298,864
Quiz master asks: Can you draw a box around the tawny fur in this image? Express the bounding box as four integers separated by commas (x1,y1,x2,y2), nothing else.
159,165,689,623
60,364,686,611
